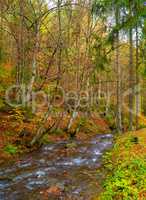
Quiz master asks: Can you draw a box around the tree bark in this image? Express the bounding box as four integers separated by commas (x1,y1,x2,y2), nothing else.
30,106,53,146
135,25,140,130
115,6,122,132
27,21,40,102
56,0,62,87
0,2,3,63
129,2,134,131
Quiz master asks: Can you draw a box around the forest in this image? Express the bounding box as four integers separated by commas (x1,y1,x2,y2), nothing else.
0,0,146,199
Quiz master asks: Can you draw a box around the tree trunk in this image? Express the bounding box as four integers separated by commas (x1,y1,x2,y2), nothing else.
0,3,3,63
135,25,140,130
30,106,52,146
19,0,25,84
129,4,134,131
115,6,122,132
30,107,64,146
67,110,78,131
56,0,62,87
105,79,110,116
27,22,40,102
98,79,101,99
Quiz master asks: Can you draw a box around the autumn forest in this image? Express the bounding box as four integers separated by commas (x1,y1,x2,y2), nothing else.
0,0,146,199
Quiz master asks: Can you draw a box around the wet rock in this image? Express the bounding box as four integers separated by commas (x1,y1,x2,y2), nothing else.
41,185,63,197
66,142,77,149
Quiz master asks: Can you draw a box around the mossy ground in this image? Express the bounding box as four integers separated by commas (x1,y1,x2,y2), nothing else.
97,128,146,200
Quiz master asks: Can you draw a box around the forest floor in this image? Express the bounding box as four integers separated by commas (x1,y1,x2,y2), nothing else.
0,108,110,166
98,128,146,200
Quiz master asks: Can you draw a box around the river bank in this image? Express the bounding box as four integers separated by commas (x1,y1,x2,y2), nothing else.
98,128,146,200
0,109,110,166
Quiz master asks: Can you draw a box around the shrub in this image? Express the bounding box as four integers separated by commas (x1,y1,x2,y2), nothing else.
4,144,18,155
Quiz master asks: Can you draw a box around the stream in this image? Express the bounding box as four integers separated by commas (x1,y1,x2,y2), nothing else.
0,134,113,200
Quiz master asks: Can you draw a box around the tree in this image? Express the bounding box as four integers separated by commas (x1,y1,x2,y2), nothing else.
115,2,122,132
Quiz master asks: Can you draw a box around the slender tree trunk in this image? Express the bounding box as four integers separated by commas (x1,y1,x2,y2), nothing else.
30,106,53,146
67,110,78,131
56,0,62,87
65,2,81,134
129,2,134,130
0,3,3,63
135,25,140,130
16,0,24,86
98,78,101,99
19,0,25,84
27,22,40,102
76,26,80,91
105,79,110,116
115,6,122,132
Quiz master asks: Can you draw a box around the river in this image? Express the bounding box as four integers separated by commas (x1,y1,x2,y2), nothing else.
0,134,113,200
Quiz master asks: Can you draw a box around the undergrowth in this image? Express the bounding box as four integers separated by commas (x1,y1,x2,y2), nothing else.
99,130,146,200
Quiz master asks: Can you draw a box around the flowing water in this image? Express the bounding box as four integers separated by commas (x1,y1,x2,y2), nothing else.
0,134,113,200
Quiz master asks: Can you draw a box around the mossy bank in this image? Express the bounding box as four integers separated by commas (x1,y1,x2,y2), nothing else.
97,129,146,200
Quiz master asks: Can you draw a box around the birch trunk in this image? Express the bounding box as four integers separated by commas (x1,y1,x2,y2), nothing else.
27,22,40,102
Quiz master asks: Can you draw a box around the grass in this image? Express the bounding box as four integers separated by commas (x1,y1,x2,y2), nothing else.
98,129,146,200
